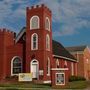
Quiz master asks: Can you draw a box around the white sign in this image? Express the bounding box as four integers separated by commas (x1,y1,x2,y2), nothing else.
19,73,32,81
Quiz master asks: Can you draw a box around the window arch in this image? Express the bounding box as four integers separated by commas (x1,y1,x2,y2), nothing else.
30,15,40,29
46,34,50,50
45,17,50,31
11,56,22,76
56,59,59,68
31,33,38,50
64,61,67,68
47,57,50,76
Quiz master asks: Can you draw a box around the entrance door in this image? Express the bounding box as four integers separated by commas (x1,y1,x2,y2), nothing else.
31,59,39,79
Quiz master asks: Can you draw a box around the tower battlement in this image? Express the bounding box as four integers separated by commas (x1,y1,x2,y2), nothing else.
0,28,15,35
27,4,51,13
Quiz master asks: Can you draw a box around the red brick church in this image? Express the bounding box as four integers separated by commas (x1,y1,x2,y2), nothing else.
0,4,77,85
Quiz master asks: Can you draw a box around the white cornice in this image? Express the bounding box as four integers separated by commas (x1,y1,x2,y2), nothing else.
53,55,77,62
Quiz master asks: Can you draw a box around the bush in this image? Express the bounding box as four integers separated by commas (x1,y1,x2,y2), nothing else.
69,76,86,82
5,75,18,80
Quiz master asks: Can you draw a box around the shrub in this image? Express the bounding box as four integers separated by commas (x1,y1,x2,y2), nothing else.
69,76,86,82
5,75,18,80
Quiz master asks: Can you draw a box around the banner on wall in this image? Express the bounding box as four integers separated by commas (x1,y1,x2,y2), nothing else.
19,73,32,81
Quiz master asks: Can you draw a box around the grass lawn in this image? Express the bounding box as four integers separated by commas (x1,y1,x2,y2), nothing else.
67,81,88,89
0,82,51,90
0,81,89,90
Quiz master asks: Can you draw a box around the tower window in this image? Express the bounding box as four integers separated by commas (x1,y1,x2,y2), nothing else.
46,34,50,50
47,57,50,76
45,17,50,31
11,56,22,76
31,33,38,50
30,16,39,29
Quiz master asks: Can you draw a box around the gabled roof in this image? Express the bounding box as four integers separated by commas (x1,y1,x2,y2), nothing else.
52,40,76,61
66,45,87,52
15,27,26,43
16,27,77,61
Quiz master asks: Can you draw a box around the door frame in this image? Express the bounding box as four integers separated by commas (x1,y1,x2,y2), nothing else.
30,59,39,79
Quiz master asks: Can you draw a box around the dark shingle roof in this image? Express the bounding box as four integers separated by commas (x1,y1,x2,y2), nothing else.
66,45,86,52
52,40,76,61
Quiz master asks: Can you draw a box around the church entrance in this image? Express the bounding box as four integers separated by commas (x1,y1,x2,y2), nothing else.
31,59,39,79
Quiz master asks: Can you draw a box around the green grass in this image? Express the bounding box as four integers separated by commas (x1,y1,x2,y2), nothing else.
68,81,88,89
0,82,51,90
0,81,89,89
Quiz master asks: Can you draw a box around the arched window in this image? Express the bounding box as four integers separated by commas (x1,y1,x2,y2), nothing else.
31,33,38,50
64,61,67,68
11,56,22,76
30,16,39,29
45,17,50,31
47,58,50,76
56,59,59,68
46,34,50,50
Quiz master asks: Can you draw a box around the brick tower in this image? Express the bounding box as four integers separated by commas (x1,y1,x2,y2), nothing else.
26,4,53,82
0,29,15,80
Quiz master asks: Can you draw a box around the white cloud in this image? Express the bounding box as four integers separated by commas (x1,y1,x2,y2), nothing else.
0,0,90,36
38,0,90,37
0,0,30,32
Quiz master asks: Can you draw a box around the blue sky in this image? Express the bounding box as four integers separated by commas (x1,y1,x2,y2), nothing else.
0,0,90,46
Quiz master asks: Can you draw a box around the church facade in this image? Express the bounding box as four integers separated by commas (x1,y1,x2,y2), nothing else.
0,4,77,85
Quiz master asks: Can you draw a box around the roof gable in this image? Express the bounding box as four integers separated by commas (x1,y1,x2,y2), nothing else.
15,27,26,43
52,40,76,61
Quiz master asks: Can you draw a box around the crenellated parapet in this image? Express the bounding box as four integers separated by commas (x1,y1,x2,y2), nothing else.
0,28,15,36
27,4,51,13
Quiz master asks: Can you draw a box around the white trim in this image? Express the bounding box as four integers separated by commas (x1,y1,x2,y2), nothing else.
11,56,22,76
47,57,50,76
64,60,67,66
30,59,39,79
56,59,59,68
46,34,50,51
15,27,25,43
45,17,50,31
31,33,38,50
30,15,39,30
43,80,51,83
71,62,74,75
56,73,65,85
53,55,77,62
51,68,68,71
